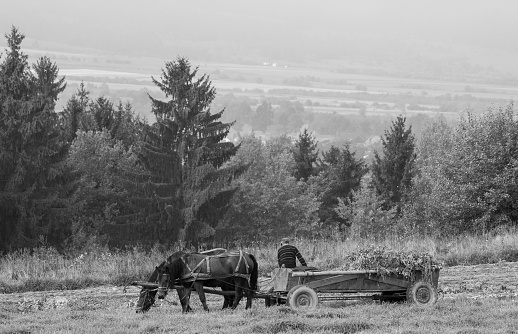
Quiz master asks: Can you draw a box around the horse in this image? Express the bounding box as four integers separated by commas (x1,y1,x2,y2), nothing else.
136,248,229,313
157,250,258,312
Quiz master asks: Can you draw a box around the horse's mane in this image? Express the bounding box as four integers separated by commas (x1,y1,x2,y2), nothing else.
146,261,165,283
167,255,186,282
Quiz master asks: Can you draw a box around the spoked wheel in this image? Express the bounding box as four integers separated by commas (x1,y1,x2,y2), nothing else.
406,281,438,307
287,285,318,311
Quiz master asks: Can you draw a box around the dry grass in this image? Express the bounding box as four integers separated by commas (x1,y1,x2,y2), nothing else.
1,232,518,293
1,294,518,334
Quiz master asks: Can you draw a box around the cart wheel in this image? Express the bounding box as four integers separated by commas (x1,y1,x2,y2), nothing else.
265,287,277,307
287,285,318,311
406,281,437,307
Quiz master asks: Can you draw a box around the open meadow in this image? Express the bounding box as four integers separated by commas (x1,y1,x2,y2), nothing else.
1,264,518,334
1,233,518,333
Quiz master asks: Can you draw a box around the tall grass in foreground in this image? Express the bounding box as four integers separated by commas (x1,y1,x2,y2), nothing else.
1,231,517,293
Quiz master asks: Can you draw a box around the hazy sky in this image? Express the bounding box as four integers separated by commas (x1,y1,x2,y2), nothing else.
1,1,517,71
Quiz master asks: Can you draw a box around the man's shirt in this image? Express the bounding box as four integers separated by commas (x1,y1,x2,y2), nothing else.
278,244,307,268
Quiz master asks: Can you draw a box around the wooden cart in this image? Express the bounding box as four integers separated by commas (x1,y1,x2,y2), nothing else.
259,267,440,310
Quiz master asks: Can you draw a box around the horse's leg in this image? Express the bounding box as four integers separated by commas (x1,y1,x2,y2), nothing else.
194,282,210,312
176,287,192,313
245,282,253,309
222,294,230,309
232,279,244,310
221,283,234,309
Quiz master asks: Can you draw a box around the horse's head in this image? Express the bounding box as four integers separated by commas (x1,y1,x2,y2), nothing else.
135,264,163,313
157,265,172,299
136,288,155,313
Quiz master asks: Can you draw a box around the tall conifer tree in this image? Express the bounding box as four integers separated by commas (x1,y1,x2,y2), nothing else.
371,115,416,212
138,57,242,244
0,27,67,250
317,144,367,228
292,128,318,181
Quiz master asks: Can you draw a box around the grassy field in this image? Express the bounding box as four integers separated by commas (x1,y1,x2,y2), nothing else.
2,291,517,334
1,232,517,294
1,233,518,333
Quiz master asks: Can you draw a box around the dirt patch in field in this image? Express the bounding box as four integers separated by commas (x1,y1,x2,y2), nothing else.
1,261,517,311
440,261,518,300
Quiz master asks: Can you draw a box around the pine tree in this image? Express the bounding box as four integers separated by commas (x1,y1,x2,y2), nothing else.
135,57,243,244
0,27,67,250
61,82,89,143
316,144,367,228
292,128,318,181
371,115,416,212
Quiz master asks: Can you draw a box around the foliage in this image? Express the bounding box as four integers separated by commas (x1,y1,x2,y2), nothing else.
0,26,68,251
134,57,243,244
402,103,518,235
292,128,318,181
213,93,255,131
66,129,145,249
371,115,416,212
220,135,321,240
316,144,367,231
267,100,311,135
252,100,274,132
336,174,397,240
344,246,442,282
61,84,143,148
399,116,455,235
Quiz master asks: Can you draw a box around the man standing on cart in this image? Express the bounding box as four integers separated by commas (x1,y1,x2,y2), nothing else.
278,237,307,268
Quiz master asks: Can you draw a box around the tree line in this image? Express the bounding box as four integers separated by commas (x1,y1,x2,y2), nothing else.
1,27,517,252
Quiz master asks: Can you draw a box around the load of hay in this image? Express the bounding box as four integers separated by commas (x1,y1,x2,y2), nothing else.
344,246,442,282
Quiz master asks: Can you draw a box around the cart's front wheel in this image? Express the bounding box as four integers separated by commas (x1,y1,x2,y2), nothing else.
407,281,437,307
287,285,318,311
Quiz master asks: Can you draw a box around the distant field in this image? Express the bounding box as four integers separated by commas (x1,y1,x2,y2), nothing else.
11,44,514,129
2,40,518,103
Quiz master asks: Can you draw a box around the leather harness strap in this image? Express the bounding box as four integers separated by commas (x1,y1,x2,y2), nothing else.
179,252,251,282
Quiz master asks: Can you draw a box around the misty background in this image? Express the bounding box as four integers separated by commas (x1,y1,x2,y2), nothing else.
2,0,518,75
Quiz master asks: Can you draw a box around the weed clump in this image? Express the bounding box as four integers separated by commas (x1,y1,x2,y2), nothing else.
344,246,442,281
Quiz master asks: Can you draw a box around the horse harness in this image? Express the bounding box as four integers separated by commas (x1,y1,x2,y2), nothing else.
179,250,251,283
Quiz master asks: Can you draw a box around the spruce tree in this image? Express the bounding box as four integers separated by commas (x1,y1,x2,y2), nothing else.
292,128,318,181
371,115,416,211
0,27,67,250
137,57,243,244
317,144,367,228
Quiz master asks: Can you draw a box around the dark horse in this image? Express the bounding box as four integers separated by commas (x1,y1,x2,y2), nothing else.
136,248,229,313
157,250,258,312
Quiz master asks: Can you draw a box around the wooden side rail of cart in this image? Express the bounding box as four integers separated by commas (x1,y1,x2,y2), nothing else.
263,267,440,310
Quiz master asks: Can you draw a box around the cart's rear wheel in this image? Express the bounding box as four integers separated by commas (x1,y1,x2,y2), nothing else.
287,285,318,311
265,287,277,307
407,281,437,307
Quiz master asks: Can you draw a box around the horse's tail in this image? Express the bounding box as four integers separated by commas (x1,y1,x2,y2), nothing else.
248,254,259,291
